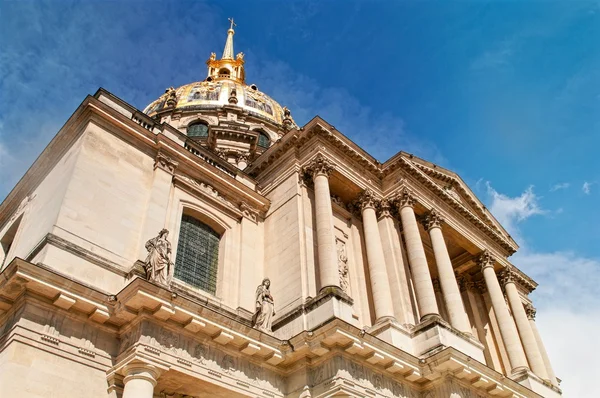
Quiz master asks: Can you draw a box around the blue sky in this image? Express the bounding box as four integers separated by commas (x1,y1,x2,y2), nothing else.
1,1,599,395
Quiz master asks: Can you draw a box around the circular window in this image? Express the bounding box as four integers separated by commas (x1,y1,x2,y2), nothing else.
188,122,209,138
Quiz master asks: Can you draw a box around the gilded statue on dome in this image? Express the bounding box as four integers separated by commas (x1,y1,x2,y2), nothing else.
209,52,216,61
236,52,244,60
252,278,275,332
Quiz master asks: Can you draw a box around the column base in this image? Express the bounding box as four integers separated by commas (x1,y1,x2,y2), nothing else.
271,288,356,338
512,369,562,398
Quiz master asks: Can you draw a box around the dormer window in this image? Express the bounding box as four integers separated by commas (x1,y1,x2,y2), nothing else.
188,122,209,138
257,131,270,148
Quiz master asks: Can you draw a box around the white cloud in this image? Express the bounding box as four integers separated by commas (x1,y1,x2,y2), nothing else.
470,39,514,71
487,183,600,397
549,182,570,192
485,182,545,238
582,181,593,194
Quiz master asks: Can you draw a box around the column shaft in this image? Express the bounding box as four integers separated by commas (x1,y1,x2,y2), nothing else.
479,253,529,376
313,172,339,290
504,280,548,379
122,364,159,398
361,203,395,321
399,202,439,320
527,306,559,385
426,217,471,333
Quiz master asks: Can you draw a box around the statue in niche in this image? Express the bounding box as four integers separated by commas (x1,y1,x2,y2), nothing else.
144,229,173,286
252,278,275,332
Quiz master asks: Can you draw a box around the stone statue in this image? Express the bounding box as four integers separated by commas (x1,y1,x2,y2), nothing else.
209,52,216,61
283,106,291,118
236,52,244,60
252,278,275,332
144,229,173,286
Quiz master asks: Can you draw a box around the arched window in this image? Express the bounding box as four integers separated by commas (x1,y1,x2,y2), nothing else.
257,131,270,148
187,122,209,138
218,68,230,78
174,214,220,294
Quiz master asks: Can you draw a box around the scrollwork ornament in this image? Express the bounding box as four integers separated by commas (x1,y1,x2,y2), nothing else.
154,152,178,174
477,250,496,271
422,209,444,231
524,303,536,320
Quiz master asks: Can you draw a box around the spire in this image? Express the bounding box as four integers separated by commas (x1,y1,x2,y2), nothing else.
221,18,236,60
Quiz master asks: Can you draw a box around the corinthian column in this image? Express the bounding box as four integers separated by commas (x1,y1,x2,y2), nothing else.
501,267,548,380
396,189,439,320
478,251,529,376
304,155,339,291
422,210,471,334
357,190,395,322
526,304,558,385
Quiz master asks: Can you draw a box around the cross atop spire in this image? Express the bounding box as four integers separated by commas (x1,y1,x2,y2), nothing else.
222,18,236,59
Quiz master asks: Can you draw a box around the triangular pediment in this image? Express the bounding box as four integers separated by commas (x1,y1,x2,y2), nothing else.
403,155,512,240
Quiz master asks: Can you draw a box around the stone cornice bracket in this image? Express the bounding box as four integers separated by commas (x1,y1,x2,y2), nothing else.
477,250,496,271
355,189,380,211
422,209,444,231
239,201,259,223
524,303,536,320
395,187,416,210
303,154,335,178
154,151,178,174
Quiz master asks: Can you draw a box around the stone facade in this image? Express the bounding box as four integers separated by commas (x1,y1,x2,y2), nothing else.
0,23,560,398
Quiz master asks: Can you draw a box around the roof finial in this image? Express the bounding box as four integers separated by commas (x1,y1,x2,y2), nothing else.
222,18,236,60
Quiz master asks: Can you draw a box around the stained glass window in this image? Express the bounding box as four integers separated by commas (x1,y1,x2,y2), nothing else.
257,132,270,148
188,122,209,138
174,215,220,294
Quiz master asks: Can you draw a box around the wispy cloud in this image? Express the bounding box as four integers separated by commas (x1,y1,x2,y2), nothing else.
550,182,570,192
485,182,545,238
582,181,593,194
487,183,600,397
470,39,514,71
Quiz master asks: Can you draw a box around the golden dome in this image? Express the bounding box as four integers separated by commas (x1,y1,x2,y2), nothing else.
143,18,293,128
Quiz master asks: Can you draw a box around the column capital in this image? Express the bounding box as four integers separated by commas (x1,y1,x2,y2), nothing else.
500,266,517,287
377,199,393,219
122,361,162,387
477,250,496,271
155,151,178,174
395,187,416,209
474,279,487,294
356,189,380,211
457,274,474,292
431,277,441,293
304,154,335,178
422,209,444,231
525,303,537,320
